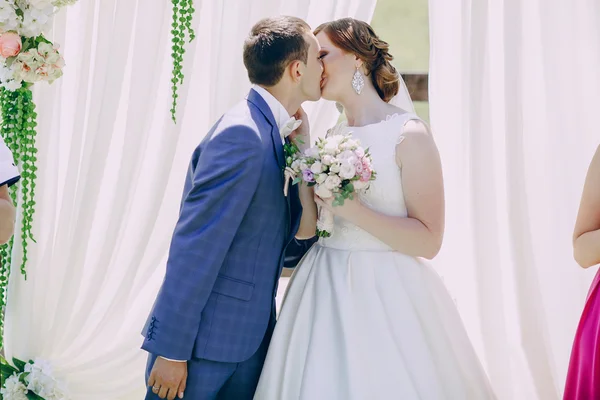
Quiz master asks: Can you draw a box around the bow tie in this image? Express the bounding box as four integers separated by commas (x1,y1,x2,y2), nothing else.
279,117,302,144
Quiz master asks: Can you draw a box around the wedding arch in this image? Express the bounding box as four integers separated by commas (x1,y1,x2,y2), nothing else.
0,0,599,398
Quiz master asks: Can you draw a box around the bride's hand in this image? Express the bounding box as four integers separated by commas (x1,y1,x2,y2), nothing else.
314,193,362,220
289,107,310,152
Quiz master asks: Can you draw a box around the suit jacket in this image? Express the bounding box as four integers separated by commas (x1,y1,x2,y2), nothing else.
142,89,309,363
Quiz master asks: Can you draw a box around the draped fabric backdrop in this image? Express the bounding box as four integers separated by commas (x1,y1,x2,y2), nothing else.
2,1,377,398
6,0,600,398
428,0,600,398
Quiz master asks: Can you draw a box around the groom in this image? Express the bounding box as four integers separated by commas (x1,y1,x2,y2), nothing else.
142,16,322,400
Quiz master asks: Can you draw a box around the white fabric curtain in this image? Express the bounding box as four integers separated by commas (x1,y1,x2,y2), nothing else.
3,0,376,399
428,0,600,398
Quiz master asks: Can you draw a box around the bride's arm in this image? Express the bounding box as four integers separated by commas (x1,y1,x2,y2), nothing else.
296,184,318,239
289,107,317,239
315,120,444,259
573,146,600,268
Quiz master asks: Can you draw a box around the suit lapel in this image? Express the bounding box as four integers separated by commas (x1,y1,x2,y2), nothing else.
247,89,284,168
247,89,299,241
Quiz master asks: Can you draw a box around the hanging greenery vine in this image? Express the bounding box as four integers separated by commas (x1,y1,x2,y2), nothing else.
0,0,76,351
0,87,39,353
170,0,195,123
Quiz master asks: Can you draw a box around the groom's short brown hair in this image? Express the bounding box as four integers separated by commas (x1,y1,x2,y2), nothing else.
243,16,311,86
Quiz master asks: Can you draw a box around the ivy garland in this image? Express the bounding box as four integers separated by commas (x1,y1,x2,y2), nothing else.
0,86,38,348
170,0,195,123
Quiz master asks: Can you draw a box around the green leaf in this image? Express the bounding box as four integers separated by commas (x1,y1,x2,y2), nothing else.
292,177,302,185
0,362,18,379
19,371,29,384
316,229,332,238
307,182,316,187
12,357,26,371
345,183,354,192
26,392,45,400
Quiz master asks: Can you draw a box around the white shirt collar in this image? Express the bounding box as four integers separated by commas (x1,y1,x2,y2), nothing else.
252,85,291,131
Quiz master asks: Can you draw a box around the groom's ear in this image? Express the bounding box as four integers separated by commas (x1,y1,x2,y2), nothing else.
288,60,304,82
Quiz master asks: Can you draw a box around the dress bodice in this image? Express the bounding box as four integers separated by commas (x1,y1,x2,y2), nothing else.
319,112,422,251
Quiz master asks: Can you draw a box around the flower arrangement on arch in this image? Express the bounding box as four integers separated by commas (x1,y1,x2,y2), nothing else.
0,356,69,400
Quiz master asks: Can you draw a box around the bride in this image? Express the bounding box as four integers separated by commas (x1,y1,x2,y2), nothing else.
254,18,496,399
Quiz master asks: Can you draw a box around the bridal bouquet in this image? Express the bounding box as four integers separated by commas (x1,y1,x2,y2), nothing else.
286,131,376,237
0,356,69,400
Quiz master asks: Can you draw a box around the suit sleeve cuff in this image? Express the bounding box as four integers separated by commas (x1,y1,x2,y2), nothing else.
159,357,187,362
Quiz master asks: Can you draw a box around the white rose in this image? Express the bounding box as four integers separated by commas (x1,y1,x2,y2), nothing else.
339,163,356,180
304,146,319,159
322,135,343,155
314,184,333,199
354,147,365,158
338,150,357,163
323,142,338,155
291,159,302,173
310,161,324,174
324,175,341,191
340,139,358,151
329,162,341,173
315,173,327,184
321,154,334,166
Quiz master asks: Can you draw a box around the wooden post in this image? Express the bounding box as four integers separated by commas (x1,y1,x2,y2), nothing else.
401,73,428,102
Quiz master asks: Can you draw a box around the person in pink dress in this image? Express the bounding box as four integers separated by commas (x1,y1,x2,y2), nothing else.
565,145,600,399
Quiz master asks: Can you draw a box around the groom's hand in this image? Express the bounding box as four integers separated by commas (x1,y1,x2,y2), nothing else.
148,357,187,399
290,107,310,152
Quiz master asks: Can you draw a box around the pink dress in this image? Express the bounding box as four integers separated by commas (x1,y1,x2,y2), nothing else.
564,269,600,399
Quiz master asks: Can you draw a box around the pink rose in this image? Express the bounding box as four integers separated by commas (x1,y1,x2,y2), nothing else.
362,158,371,170
0,32,22,58
360,168,372,182
354,159,364,174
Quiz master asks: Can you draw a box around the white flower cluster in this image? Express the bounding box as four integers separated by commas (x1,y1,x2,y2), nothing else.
0,0,55,38
24,359,69,400
0,0,19,32
0,374,29,400
0,359,69,400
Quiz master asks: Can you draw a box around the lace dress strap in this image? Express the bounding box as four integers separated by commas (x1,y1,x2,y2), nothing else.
395,113,429,145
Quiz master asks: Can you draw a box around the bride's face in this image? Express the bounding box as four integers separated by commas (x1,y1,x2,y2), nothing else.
316,31,360,102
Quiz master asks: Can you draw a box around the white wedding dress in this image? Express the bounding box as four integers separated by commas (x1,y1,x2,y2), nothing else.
254,113,496,400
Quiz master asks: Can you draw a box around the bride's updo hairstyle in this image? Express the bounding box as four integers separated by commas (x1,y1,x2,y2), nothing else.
314,18,400,103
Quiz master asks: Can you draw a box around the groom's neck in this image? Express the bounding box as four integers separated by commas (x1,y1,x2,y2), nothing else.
261,84,302,117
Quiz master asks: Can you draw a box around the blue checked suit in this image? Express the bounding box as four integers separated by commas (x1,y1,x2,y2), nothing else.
142,89,309,399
